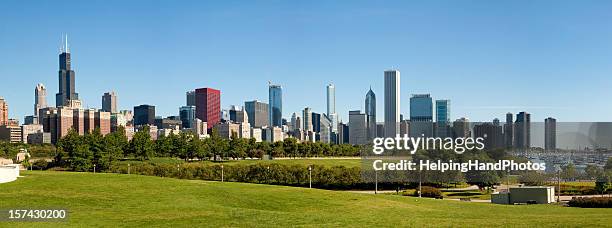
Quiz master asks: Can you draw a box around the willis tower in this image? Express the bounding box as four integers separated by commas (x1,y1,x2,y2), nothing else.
56,35,79,107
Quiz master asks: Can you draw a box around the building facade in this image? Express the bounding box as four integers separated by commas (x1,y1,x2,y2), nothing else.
195,88,221,129
268,84,283,127
545,117,556,152
435,100,450,137
134,105,156,126
34,83,47,117
349,110,368,145
102,91,118,113
384,70,400,137
514,112,531,150
0,97,7,126
55,36,80,107
245,100,269,128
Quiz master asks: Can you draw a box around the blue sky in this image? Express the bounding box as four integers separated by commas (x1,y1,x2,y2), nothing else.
2,0,612,123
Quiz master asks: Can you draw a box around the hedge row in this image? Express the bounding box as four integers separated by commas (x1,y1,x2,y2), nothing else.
568,197,612,208
109,163,368,190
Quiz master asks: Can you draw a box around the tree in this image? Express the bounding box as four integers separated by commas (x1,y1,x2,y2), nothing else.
584,164,603,180
561,163,577,181
103,127,129,169
209,129,229,160
190,134,209,161
155,134,174,158
595,172,612,196
129,126,154,160
87,128,106,170
229,137,248,159
174,132,190,160
605,157,612,172
283,138,298,158
519,171,548,186
271,141,284,157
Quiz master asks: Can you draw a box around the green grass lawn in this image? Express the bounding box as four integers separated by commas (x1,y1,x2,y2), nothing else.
0,171,610,227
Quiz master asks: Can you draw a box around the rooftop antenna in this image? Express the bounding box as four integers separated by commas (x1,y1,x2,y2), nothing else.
59,34,64,53
65,34,70,53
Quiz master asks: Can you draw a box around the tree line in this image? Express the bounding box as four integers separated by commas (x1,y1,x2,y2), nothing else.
50,126,361,171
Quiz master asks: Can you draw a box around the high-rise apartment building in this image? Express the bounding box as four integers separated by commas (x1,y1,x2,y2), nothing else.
195,88,221,129
384,70,400,137
268,83,283,127
56,35,80,107
545,117,556,152
245,100,269,128
102,91,118,113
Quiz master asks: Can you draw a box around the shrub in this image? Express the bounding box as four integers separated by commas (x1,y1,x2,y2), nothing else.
413,186,443,199
32,159,49,170
568,197,612,208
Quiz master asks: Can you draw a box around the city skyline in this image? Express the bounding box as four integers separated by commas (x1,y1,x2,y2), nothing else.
3,1,612,122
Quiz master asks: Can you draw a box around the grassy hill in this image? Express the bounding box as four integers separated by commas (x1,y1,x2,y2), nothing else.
0,171,610,227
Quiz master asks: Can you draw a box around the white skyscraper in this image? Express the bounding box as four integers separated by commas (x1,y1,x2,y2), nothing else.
384,70,400,138
303,107,313,132
326,83,338,133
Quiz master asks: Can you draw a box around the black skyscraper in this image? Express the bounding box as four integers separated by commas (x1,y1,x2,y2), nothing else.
56,35,79,107
134,105,156,126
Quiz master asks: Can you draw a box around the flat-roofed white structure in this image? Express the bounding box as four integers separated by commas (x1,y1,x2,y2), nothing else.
492,186,555,204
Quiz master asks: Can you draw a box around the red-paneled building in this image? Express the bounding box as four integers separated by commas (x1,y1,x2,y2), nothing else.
195,88,220,129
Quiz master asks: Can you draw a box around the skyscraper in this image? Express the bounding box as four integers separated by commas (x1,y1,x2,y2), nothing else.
186,91,195,106
365,87,377,139
179,106,196,129
0,97,8,126
545,117,556,152
34,83,47,116
514,112,531,149
290,112,298,131
349,110,368,145
229,106,248,123
303,107,313,132
195,87,221,129
384,70,400,137
134,105,156,126
244,100,269,128
326,84,335,115
410,94,433,137
55,35,79,107
326,83,338,133
504,113,514,149
102,91,118,113
435,100,450,137
268,83,283,127
452,117,470,138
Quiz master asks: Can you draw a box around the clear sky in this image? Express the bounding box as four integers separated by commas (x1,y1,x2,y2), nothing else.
2,0,612,123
